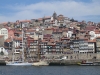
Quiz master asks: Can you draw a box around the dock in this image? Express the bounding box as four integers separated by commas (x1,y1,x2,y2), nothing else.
0,60,6,66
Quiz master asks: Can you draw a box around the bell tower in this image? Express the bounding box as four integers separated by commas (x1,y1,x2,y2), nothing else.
52,11,57,20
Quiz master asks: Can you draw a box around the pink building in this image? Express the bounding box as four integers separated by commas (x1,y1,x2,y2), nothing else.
8,29,14,39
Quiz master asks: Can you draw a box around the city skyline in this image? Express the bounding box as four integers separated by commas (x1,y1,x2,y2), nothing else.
0,0,100,23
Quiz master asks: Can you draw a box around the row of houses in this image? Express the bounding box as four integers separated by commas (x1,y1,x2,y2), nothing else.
0,12,100,58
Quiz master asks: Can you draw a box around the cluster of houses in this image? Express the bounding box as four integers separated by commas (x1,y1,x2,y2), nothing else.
0,12,100,59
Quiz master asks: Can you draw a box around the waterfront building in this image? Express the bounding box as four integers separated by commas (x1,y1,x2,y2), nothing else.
0,35,4,47
0,12,100,62
71,39,96,53
96,37,100,53
78,39,88,53
88,39,96,53
61,37,70,53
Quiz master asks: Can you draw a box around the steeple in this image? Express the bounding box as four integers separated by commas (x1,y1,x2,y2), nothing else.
52,11,57,20
42,15,45,24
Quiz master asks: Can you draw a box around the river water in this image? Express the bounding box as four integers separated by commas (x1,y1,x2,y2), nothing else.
0,66,100,75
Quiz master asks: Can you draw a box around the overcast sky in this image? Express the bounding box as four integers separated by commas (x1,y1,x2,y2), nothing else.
0,0,100,23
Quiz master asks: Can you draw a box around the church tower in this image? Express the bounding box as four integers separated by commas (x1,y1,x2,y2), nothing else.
52,11,57,20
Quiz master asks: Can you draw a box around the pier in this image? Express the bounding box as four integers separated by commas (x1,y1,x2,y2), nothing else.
0,60,6,65
44,53,100,66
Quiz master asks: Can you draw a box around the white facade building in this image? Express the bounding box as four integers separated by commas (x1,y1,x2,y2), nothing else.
66,31,73,38
0,28,8,40
88,42,95,53
89,31,100,40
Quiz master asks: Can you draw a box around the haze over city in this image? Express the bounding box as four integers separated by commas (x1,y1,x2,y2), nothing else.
0,0,100,23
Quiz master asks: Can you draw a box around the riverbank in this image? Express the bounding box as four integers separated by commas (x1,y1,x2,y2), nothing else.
1,53,100,66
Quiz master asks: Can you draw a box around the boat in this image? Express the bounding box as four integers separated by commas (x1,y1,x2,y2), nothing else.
6,29,32,66
6,61,32,66
79,62,94,66
79,61,100,66
32,60,49,66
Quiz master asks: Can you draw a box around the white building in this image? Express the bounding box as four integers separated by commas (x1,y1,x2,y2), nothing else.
66,31,73,38
89,31,100,40
88,42,95,53
0,28,8,40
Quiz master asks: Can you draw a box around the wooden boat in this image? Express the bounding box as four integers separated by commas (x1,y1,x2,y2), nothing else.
32,60,49,66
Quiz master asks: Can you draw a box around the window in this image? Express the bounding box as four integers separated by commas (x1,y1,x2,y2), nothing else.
1,30,7,34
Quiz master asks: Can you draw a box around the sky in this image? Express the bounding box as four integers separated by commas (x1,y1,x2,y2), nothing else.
0,0,100,23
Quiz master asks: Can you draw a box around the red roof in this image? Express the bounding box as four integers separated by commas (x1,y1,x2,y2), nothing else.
86,26,96,31
19,20,31,23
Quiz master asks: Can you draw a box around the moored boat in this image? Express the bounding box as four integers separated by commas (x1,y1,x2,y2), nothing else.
6,29,32,66
78,60,100,66
6,61,32,66
32,60,49,66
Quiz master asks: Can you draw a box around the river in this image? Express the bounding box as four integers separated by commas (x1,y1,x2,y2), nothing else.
0,66,100,75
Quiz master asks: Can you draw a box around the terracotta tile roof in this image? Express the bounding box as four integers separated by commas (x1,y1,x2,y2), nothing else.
19,20,31,23
45,28,53,30
27,38,34,41
53,27,59,29
43,37,48,39
85,26,96,31
15,22,20,25
56,40,62,43
41,39,48,42
38,18,43,21
47,42,55,45
44,16,51,19
95,31,100,34
14,31,22,34
58,14,63,16
78,35,88,40
62,28,68,32
57,17,64,21
9,22,14,24
44,34,52,37
1,22,8,25
61,37,70,40
80,29,85,32
14,37,22,41
5,39,12,42
0,35,3,38
49,39,55,42
50,21,55,24
94,29,99,32
88,39,96,42
25,29,35,32
25,34,30,37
